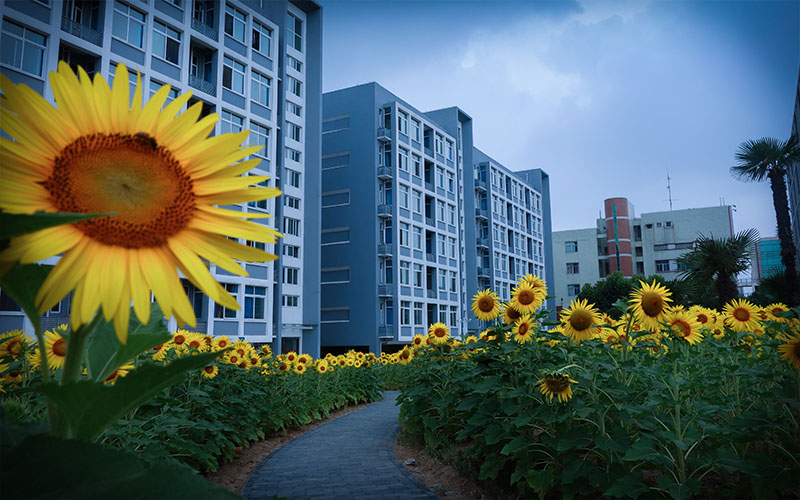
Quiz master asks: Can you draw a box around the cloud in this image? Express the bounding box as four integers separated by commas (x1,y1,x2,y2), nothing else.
575,0,651,25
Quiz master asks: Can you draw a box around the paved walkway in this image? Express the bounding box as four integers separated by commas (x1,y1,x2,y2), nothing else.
243,391,439,500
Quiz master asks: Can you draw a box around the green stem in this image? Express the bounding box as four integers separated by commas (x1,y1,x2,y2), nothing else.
672,357,687,484
61,314,101,384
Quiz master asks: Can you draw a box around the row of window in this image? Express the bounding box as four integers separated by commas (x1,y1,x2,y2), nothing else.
486,165,542,212
380,107,457,161
398,302,459,328
213,284,267,319
378,220,459,259
378,259,460,292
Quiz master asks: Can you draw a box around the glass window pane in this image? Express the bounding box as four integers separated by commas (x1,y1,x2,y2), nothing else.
21,45,43,75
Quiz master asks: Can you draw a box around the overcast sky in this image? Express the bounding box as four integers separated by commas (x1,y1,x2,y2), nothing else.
321,0,799,239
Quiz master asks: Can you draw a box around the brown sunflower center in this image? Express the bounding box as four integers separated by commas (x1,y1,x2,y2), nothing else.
517,323,529,335
44,133,196,248
696,314,708,324
174,335,186,345
569,310,593,331
189,340,201,349
204,366,215,374
434,328,447,338
217,340,228,348
52,338,67,357
478,297,495,312
517,289,534,305
640,292,665,317
733,308,750,322
671,320,691,337
506,307,521,321
544,376,569,392
793,343,800,358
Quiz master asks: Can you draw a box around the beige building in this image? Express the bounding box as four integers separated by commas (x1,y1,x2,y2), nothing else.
552,198,734,311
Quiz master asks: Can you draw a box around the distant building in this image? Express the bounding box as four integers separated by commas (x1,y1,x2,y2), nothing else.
0,0,323,355
789,67,800,270
752,237,785,282
552,198,734,310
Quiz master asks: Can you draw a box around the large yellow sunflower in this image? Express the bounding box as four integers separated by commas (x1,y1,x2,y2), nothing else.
427,322,450,345
0,63,281,342
44,327,68,369
777,332,800,369
766,303,790,323
537,373,578,403
665,310,703,345
512,314,536,344
501,302,523,325
511,280,544,314
722,299,760,333
471,289,501,321
629,280,672,331
560,299,601,341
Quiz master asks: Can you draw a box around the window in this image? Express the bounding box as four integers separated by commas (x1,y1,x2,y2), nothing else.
412,226,422,250
214,283,238,318
284,217,300,236
247,178,268,210
655,260,670,272
665,221,673,228
283,267,299,285
244,285,266,319
447,204,455,225
287,13,302,51
413,264,423,288
412,189,422,213
249,122,270,158
219,110,243,134
401,301,411,325
252,20,272,56
439,272,447,291
153,20,181,65
450,306,457,328
287,101,302,117
635,246,643,257
398,112,408,135
224,4,246,43
222,56,245,95
245,239,265,250
149,80,179,104
446,141,454,161
435,134,443,155
112,1,145,48
565,241,578,253
566,262,580,274
398,148,409,172
284,195,300,210
411,119,421,142
1,20,46,77
389,219,405,246
282,295,299,307
412,155,421,177
286,169,301,188
448,237,456,258
286,122,302,142
251,71,271,107
400,262,410,285
656,222,662,228
567,284,580,296
437,201,446,222
287,76,302,97
446,171,454,193
399,185,409,209
286,148,301,163
283,244,300,258
287,55,302,72
437,234,446,256
436,167,445,188
645,224,653,229
449,271,457,292
414,302,423,325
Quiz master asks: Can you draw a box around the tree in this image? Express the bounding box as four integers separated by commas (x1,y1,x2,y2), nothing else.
678,229,759,308
577,272,675,318
731,135,800,305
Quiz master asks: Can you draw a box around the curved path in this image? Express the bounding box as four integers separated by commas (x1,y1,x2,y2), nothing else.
243,391,439,500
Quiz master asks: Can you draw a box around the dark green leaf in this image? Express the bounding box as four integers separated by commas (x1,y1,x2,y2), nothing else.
86,303,171,382
0,432,238,499
34,350,226,441
605,472,650,499
500,436,527,456
0,211,115,240
0,263,51,331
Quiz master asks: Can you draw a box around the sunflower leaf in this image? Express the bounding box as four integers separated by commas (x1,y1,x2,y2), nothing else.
33,349,227,441
0,263,52,332
0,210,116,241
86,303,171,383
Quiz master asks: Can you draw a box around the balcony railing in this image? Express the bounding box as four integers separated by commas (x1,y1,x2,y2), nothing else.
475,208,489,219
191,18,218,40
378,326,393,339
476,237,489,248
377,127,391,142
378,285,392,297
377,166,393,180
474,177,488,191
61,17,102,46
378,244,392,256
426,289,437,299
477,267,490,278
377,204,392,217
188,74,216,97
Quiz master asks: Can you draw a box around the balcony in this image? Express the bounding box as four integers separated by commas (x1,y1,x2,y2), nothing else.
426,289,437,299
474,177,488,192
475,208,489,220
191,18,218,40
378,326,394,339
377,166,393,180
425,253,436,263
189,74,216,97
477,267,490,278
377,127,391,142
476,237,489,248
378,243,392,256
377,204,392,218
61,17,102,46
378,285,392,297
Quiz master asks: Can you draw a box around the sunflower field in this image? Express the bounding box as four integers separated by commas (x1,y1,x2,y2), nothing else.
394,276,800,500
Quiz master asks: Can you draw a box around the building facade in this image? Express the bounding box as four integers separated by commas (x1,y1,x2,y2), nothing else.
0,0,321,355
320,83,552,352
751,237,785,282
789,67,800,271
552,197,734,309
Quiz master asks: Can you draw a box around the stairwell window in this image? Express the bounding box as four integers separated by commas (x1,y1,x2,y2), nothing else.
287,13,302,52
566,262,579,274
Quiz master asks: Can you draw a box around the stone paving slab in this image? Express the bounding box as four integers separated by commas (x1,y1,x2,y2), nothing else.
243,391,439,500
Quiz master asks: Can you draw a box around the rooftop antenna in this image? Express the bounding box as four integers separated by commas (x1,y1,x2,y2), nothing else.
666,171,674,211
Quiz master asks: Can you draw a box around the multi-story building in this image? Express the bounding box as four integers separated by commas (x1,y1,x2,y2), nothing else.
789,67,800,270
320,83,552,352
0,0,322,355
552,197,734,310
751,237,785,282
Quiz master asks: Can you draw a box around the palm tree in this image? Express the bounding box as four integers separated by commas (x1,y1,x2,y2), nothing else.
731,135,800,305
678,229,759,307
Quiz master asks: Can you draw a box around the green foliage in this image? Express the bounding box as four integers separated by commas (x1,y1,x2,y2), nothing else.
578,272,671,317
396,316,800,499
0,264,52,332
